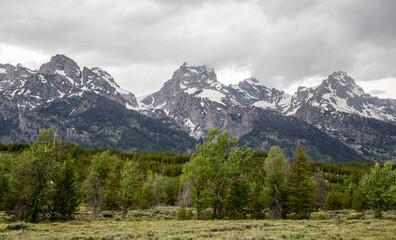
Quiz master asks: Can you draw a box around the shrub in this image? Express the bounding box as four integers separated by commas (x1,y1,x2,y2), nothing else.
177,204,193,220
6,222,29,230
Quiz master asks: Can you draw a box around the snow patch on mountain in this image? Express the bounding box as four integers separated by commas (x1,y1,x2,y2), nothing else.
252,100,276,109
196,89,226,105
185,88,199,95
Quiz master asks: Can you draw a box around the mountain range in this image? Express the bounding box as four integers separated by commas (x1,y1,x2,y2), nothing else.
1,55,395,162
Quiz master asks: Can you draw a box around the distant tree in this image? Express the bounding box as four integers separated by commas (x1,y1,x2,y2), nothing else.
324,189,343,210
102,160,123,211
198,129,237,219
0,153,14,211
224,179,250,219
139,182,155,209
351,188,367,212
248,182,266,219
9,128,61,222
120,161,142,215
263,146,287,219
181,154,213,219
181,128,242,219
159,176,179,205
312,169,329,209
341,191,352,209
143,170,164,207
222,145,254,219
285,144,316,219
85,150,121,219
361,161,396,218
51,156,80,221
248,152,267,219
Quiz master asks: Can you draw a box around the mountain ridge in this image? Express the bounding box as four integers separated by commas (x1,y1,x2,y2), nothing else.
137,63,395,162
1,55,395,162
0,55,195,153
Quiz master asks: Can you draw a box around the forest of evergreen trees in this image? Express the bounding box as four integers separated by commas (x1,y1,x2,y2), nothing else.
0,128,395,222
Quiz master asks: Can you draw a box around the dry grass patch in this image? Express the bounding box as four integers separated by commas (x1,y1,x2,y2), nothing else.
1,219,396,239
1,209,396,239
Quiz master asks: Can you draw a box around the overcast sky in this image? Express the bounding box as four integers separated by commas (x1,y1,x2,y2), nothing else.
0,0,395,99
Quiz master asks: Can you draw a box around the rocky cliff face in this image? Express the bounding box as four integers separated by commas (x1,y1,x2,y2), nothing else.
138,63,257,139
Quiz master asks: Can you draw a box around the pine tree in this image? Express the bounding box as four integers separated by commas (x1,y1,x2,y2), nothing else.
324,189,343,210
224,179,250,219
285,144,316,219
341,191,352,209
51,156,80,220
351,189,367,212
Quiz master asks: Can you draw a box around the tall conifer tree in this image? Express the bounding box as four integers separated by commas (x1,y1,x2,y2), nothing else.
285,144,316,219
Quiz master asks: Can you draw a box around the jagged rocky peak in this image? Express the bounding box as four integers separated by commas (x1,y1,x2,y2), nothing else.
290,71,396,123
0,54,138,109
316,71,366,98
174,62,217,88
293,71,365,104
138,62,228,110
91,67,117,84
39,54,82,83
242,77,259,84
235,77,266,92
329,71,355,84
228,77,292,112
82,67,118,89
82,66,138,108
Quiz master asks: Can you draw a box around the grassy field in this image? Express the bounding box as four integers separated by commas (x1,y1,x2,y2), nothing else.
1,208,396,239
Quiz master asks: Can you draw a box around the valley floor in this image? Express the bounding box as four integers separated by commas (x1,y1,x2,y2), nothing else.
1,208,396,239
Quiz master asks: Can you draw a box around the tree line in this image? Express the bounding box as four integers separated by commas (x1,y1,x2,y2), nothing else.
0,128,395,222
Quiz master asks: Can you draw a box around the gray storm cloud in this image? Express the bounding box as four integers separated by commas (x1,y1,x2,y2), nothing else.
0,0,395,98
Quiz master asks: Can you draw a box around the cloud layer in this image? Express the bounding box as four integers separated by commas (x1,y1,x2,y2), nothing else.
0,0,395,98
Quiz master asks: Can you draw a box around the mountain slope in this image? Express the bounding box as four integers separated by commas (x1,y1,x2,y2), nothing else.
39,92,196,152
0,55,195,153
239,111,367,162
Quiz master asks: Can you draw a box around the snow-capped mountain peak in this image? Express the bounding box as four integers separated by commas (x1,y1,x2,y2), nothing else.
139,63,234,112
39,54,82,84
177,63,218,90
287,72,396,122
0,55,138,111
1,55,395,162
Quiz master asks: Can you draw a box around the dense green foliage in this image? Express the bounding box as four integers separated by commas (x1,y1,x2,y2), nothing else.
361,161,396,217
263,146,287,219
0,128,395,222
